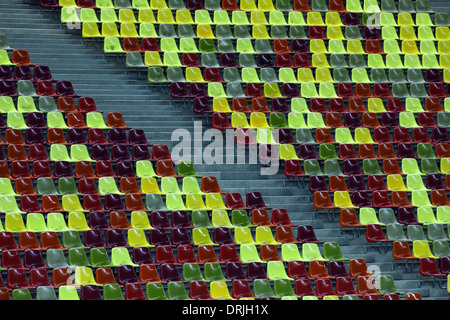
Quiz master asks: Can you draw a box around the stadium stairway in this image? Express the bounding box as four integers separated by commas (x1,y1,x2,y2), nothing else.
0,0,448,299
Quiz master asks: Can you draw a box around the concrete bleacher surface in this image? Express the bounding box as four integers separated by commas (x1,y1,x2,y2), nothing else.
0,0,448,301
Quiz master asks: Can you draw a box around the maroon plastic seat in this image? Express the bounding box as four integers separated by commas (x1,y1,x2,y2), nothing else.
226,262,248,281
256,53,274,68
117,265,141,285
36,80,57,96
0,65,14,81
182,52,201,67
56,80,79,97
133,247,154,265
281,82,300,98
14,65,33,81
275,53,294,68
170,82,191,99
225,192,249,210
220,53,238,68
83,229,106,248
308,26,326,39
337,83,356,98
297,225,323,243
104,194,125,211
293,53,312,67
33,65,54,81
246,83,264,98
159,264,182,282
0,80,17,96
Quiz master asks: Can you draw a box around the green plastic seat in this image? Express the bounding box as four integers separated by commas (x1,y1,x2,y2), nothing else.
324,159,343,176
253,279,276,299
378,275,401,295
167,281,191,300
404,95,425,111
301,243,326,261
90,247,113,267
46,249,69,268
231,210,255,227
412,190,435,208
16,80,37,96
26,212,48,232
58,286,79,300
0,35,12,51
0,96,16,113
36,286,58,301
319,143,339,160
267,261,294,280
12,289,32,301
406,174,429,191
47,212,70,232
300,83,319,98
203,262,228,281
416,143,436,159
136,160,158,178
303,159,324,175
182,263,205,282
146,282,169,300
362,159,383,175
399,112,420,128
111,247,139,267
160,176,182,194
401,158,423,175
68,247,91,266
86,112,109,129
421,158,440,175
103,284,125,300
0,178,18,197
273,279,297,298
192,227,216,245
359,207,382,225
0,49,14,67
7,111,28,130
335,127,356,144
0,195,25,215
433,240,450,257
239,244,264,263
281,243,304,261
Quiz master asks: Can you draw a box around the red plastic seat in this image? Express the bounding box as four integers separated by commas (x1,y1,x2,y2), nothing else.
36,80,57,96
12,49,34,66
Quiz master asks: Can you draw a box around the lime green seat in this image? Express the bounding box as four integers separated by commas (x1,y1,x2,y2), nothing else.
301,243,327,261
240,244,264,263
192,227,216,246
267,261,294,280
130,210,153,229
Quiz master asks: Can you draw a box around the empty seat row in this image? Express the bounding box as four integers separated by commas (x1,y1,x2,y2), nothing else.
48,0,441,16
149,66,449,86
285,158,450,180
340,206,450,227
0,96,101,114
193,96,450,115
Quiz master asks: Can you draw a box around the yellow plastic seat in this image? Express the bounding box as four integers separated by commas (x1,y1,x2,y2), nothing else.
334,191,358,208
250,112,270,128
